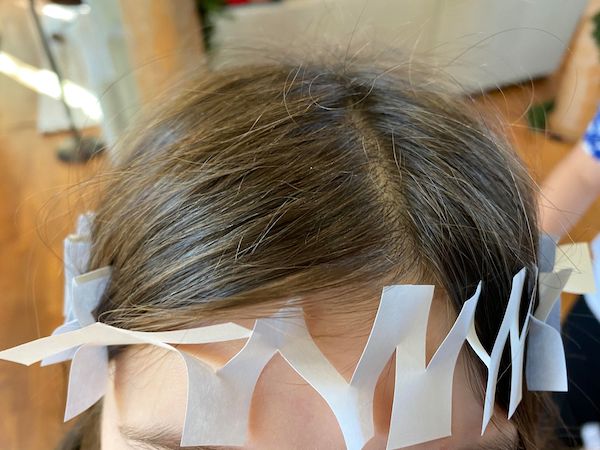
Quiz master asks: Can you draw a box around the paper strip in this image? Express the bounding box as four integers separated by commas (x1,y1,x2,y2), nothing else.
466,268,526,433
40,320,80,366
537,269,572,323
275,315,369,449
71,267,111,327
467,321,491,367
180,285,436,450
507,288,534,418
538,234,557,273
62,212,95,318
64,345,108,420
76,212,95,236
63,236,92,319
525,315,568,392
387,283,481,449
0,321,252,366
180,318,283,447
523,268,571,392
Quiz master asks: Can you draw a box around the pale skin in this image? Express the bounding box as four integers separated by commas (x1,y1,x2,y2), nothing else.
100,290,518,450
539,142,600,239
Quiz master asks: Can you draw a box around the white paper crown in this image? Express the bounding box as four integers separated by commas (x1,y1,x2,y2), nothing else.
0,215,595,450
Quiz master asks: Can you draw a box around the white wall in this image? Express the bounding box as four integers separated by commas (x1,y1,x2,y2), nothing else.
211,0,587,92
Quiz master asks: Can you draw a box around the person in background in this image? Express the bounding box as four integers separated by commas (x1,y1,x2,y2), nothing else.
540,107,600,239
540,106,600,448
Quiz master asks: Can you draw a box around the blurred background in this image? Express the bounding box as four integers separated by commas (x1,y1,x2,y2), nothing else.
0,0,599,448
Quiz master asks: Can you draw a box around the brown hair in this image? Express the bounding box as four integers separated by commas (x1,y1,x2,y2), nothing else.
58,56,554,449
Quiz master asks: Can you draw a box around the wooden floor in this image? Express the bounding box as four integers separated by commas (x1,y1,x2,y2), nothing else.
0,3,599,450
0,2,104,448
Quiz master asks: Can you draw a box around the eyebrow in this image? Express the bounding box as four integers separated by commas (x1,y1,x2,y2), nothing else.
120,424,520,450
119,424,236,450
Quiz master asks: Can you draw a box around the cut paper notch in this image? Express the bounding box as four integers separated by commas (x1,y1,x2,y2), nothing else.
387,282,482,449
180,282,487,450
179,285,437,450
466,268,527,434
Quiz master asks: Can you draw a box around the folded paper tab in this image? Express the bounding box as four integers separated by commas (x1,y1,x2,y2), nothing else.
41,267,111,367
62,212,94,319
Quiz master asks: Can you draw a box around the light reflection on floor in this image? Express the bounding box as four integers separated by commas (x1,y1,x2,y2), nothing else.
0,51,102,122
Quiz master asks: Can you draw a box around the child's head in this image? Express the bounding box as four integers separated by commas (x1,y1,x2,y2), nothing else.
66,58,543,449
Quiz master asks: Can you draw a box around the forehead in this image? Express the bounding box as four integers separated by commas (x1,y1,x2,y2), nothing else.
110,342,349,448
103,293,516,450
106,344,516,450
110,308,375,432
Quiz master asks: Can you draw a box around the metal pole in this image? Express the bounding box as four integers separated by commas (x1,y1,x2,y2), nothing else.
28,0,83,144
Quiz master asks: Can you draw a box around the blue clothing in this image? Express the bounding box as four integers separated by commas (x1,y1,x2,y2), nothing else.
583,106,600,160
